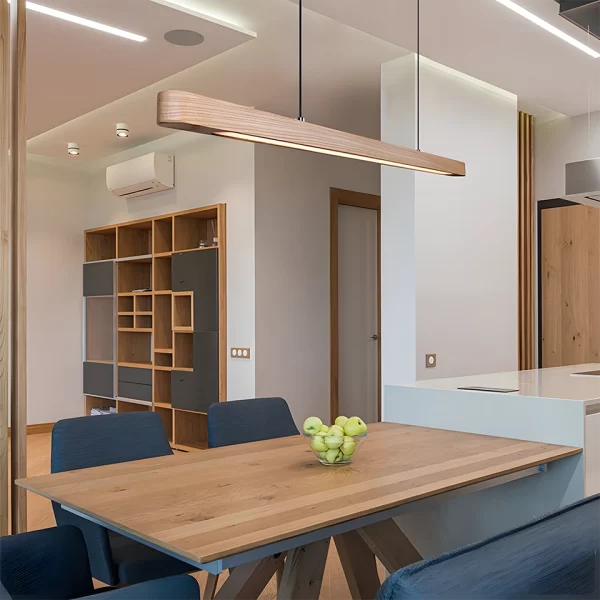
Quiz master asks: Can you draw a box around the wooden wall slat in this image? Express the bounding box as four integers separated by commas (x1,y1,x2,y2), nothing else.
518,112,535,370
9,0,27,533
0,0,10,538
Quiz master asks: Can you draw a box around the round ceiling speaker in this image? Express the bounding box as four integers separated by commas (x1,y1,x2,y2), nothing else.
164,29,205,46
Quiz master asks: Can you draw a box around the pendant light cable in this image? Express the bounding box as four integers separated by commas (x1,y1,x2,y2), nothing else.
416,0,421,151
298,0,304,121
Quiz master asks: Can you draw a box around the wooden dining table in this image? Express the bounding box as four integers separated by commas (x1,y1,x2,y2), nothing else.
17,422,581,600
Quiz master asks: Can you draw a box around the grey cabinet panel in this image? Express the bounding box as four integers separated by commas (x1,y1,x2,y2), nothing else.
83,261,114,297
118,366,152,386
83,362,114,398
172,332,219,413
172,249,218,331
118,382,152,403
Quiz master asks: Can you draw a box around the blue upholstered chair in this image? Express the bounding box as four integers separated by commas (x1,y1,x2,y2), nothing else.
207,397,299,448
51,413,192,586
0,525,200,600
377,494,600,599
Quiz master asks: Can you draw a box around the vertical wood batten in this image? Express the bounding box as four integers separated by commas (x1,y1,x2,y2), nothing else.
9,0,27,533
0,0,9,537
518,112,535,370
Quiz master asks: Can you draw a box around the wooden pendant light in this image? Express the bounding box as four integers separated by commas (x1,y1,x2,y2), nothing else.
157,91,465,176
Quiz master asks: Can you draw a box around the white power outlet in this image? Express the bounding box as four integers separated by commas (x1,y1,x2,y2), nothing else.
231,348,250,359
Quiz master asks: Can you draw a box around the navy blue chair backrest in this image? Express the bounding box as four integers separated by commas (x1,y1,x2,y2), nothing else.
0,526,94,600
377,494,600,600
50,413,173,585
208,397,299,448
51,412,173,473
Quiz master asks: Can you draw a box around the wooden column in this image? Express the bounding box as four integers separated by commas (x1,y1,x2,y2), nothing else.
9,0,27,533
518,111,535,370
0,0,9,538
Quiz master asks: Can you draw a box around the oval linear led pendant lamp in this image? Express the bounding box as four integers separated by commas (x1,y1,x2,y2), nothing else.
157,0,465,176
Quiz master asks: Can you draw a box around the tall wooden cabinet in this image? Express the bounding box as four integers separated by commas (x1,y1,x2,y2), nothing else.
83,205,226,450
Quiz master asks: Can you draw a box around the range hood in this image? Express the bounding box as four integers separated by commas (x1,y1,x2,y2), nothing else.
564,158,600,207
558,1,600,41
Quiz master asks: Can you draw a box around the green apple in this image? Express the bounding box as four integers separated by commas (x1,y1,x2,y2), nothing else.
314,431,327,437
311,436,328,452
344,417,367,436
328,425,345,437
303,416,323,436
319,451,327,460
334,416,349,428
320,424,329,433
325,448,341,463
324,435,343,449
341,437,356,456
334,451,344,463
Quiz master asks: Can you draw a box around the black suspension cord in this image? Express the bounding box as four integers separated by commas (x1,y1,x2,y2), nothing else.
416,0,421,151
298,0,304,121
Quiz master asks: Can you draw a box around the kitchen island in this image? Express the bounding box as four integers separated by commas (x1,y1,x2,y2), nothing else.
383,363,597,558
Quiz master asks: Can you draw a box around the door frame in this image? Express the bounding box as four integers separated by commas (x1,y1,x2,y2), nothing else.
330,188,381,424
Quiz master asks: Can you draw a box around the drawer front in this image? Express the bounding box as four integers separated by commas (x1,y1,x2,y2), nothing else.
83,261,114,297
83,362,114,398
118,382,152,403
172,249,218,331
118,366,152,386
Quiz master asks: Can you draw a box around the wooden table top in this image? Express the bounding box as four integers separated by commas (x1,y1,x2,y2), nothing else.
17,423,580,564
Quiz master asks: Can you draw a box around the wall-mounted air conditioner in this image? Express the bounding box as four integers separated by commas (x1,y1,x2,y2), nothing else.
106,152,174,199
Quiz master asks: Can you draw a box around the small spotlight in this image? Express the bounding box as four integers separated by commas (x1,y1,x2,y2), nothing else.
68,142,80,156
116,123,129,138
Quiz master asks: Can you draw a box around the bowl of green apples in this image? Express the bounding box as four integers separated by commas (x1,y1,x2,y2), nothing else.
303,415,367,465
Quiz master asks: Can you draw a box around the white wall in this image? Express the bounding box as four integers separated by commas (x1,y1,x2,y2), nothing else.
382,56,518,386
254,145,380,426
85,134,256,400
536,111,600,201
27,160,87,424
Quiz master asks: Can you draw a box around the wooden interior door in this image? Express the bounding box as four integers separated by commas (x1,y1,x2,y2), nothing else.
541,204,600,367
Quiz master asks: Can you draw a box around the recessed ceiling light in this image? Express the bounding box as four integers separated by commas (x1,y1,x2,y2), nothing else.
8,1,147,43
67,143,80,156
116,123,129,138
164,29,204,47
495,0,600,58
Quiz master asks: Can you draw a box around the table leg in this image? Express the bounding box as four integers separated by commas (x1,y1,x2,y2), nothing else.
214,554,285,600
205,573,219,600
277,538,330,600
358,519,422,574
334,531,381,600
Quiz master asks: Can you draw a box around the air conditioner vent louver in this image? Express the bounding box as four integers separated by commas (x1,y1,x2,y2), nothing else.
106,153,174,199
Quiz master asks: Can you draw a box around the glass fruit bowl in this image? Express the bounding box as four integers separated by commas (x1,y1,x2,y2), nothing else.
305,432,367,465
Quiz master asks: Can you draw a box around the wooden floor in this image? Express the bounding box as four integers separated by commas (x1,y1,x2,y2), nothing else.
10,433,379,599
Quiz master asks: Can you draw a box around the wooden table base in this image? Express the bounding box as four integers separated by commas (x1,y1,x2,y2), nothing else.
212,519,421,600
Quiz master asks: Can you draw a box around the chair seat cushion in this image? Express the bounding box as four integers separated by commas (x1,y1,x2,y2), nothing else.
108,531,192,586
377,494,600,599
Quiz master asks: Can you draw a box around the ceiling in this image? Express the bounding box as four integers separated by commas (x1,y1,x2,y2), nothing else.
26,0,254,138
27,0,600,161
300,0,600,118
28,0,404,159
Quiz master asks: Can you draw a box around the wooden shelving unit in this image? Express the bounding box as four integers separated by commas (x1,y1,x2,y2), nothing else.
83,205,226,450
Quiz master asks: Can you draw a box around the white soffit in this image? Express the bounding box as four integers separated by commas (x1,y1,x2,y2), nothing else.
27,0,255,138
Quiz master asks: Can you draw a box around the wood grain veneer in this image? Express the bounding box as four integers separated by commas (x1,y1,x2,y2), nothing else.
18,423,580,564
157,91,466,177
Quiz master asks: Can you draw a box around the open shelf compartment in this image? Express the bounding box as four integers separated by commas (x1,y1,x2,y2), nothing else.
154,256,172,291
174,409,207,450
154,217,173,254
154,369,172,405
173,292,193,331
85,228,116,262
173,208,218,252
154,293,172,350
117,400,151,414
85,396,116,416
118,260,152,294
174,332,193,369
117,221,152,259
155,406,173,443
118,331,152,366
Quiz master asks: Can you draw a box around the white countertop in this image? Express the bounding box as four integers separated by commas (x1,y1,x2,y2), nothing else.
407,364,600,404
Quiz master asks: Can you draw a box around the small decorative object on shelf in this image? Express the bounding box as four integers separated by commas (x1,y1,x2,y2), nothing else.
212,237,218,246
303,415,368,465
198,240,207,248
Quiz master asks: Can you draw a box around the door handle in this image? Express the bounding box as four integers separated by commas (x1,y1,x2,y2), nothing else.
370,334,379,341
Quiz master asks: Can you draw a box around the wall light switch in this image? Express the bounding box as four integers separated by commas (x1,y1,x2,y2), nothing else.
231,348,251,359
426,354,436,368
